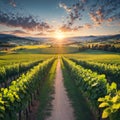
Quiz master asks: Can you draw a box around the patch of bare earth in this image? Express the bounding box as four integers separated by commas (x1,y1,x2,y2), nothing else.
28,100,40,120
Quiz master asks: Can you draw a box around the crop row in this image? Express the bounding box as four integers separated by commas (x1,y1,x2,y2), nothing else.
70,58,120,85
62,57,120,120
0,57,55,120
0,60,43,86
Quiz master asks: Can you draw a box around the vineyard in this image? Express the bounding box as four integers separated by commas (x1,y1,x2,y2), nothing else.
0,54,55,120
0,0,120,119
61,53,120,120
0,51,120,120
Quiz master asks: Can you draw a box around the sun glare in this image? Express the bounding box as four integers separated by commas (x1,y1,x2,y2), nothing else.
55,32,65,40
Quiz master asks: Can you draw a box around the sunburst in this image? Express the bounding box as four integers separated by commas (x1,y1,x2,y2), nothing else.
54,31,65,40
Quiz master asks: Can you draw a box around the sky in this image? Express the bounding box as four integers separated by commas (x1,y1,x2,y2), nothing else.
0,0,120,38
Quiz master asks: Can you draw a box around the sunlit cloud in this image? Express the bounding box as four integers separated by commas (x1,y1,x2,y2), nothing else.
0,11,51,32
11,30,27,34
60,23,92,32
0,29,50,37
0,29,28,36
34,32,48,37
59,3,71,13
59,1,85,27
59,0,120,28
84,23,92,29
0,0,119,37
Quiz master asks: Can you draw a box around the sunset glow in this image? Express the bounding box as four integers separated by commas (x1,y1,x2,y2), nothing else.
0,0,119,37
54,32,65,40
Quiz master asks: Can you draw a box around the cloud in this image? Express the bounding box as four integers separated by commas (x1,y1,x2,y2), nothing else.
59,3,71,13
89,0,120,25
0,11,51,31
60,24,84,32
89,12,103,25
59,2,83,28
47,29,55,33
59,0,120,27
84,23,92,29
1,0,16,7
11,30,27,34
34,32,47,36
59,1,85,27
0,29,50,37
0,30,28,36
9,0,16,7
60,25,73,32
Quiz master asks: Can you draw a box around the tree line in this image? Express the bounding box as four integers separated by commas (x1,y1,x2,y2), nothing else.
78,44,120,52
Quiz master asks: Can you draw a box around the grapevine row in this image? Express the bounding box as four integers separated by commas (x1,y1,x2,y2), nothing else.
0,60,43,86
62,57,120,120
70,58,120,85
0,57,55,120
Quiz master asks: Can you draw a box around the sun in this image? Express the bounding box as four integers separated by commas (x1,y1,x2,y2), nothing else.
54,31,65,40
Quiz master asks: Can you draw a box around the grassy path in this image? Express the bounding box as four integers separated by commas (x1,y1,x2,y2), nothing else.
36,59,57,120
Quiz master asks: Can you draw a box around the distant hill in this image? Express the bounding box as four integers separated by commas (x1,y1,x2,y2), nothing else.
94,34,120,42
0,34,41,46
0,33,120,47
67,34,120,42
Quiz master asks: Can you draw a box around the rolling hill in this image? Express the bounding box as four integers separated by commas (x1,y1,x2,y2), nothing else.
0,33,120,47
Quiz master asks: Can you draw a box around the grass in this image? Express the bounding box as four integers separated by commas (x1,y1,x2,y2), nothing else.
61,59,95,120
64,51,120,65
37,59,57,120
0,47,119,65
77,49,118,54
0,54,53,66
11,45,50,51
12,46,119,54
11,46,79,54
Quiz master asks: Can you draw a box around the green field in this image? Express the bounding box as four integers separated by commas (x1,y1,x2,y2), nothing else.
0,53,53,66
13,46,79,54
64,51,120,65
0,46,120,120
1,47,119,65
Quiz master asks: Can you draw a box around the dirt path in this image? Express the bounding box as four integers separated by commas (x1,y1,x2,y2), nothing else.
46,59,75,120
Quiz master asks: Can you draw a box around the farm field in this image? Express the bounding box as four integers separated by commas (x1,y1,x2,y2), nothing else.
12,46,79,54
0,47,120,120
61,56,120,120
64,50,120,65
0,0,120,120
0,53,53,66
